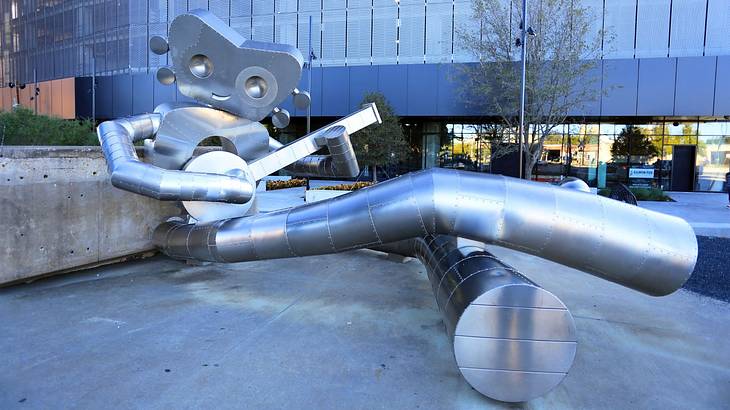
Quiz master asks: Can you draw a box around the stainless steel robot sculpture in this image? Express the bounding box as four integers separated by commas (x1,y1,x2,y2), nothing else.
97,10,698,403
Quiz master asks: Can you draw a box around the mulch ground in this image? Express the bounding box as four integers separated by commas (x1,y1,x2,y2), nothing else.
683,236,730,303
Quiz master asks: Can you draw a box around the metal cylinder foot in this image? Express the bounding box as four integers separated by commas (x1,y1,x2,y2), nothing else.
416,236,577,402
376,236,577,402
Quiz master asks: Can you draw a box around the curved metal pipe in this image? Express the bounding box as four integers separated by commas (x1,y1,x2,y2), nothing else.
281,125,360,178
154,168,697,296
97,114,254,203
376,235,577,402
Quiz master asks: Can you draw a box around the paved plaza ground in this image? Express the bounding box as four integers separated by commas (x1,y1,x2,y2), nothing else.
641,191,730,238
1,186,728,409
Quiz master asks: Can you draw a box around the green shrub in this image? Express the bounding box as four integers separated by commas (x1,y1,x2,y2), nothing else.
314,181,373,191
597,188,611,197
598,186,672,202
0,108,97,146
630,187,673,201
266,178,307,190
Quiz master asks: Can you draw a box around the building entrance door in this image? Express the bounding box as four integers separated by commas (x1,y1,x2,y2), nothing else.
671,145,697,191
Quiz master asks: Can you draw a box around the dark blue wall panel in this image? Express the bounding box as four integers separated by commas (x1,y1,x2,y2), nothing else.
436,64,462,116
568,64,602,117
113,75,133,118
153,77,176,107
349,65,378,112
406,65,438,116
96,76,114,119
714,56,730,116
601,59,638,117
636,58,676,116
377,65,408,115
305,67,323,116
74,77,93,118
132,73,154,113
675,57,716,116
320,66,349,117
84,57,726,120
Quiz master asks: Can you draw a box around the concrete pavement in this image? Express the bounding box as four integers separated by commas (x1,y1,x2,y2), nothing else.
2,184,729,409
1,245,728,409
640,192,730,238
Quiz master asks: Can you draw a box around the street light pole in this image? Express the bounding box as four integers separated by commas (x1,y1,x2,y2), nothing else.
33,68,37,115
518,0,528,179
307,15,313,134
92,56,96,124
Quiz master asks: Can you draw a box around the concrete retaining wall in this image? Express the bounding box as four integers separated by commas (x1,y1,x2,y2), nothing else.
0,146,180,285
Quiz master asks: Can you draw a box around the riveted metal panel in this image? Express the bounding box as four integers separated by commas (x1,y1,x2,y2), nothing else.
346,7,372,65
276,0,298,13
275,12,298,47
149,0,168,23
148,23,168,68
453,1,477,63
251,14,274,42
231,0,252,17
635,0,670,58
129,25,148,72
188,0,208,12
398,3,425,64
230,16,252,40
169,0,187,19
669,0,706,57
425,2,452,63
209,0,230,20
603,0,636,58
252,0,274,16
321,9,346,66
705,0,730,56
298,12,322,65
371,6,397,65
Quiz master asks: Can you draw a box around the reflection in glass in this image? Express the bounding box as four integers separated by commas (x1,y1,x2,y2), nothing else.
697,136,730,191
433,120,726,192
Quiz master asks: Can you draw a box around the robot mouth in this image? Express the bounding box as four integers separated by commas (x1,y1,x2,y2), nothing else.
211,93,231,101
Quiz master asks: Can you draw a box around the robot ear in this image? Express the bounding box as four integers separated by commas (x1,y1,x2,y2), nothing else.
292,88,311,110
156,67,176,85
149,36,169,55
271,108,291,129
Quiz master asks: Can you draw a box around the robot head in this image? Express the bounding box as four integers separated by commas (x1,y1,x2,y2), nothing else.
152,10,304,123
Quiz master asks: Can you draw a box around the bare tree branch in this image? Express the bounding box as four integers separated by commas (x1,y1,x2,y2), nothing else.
456,0,609,179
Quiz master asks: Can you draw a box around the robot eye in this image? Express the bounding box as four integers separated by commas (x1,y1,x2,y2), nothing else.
189,54,213,78
244,76,268,99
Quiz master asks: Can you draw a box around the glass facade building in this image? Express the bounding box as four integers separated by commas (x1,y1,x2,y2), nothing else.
1,0,730,191
3,0,729,84
404,119,730,192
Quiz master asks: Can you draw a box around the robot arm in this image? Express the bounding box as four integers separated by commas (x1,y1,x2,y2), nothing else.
248,103,380,180
271,125,360,178
97,114,254,204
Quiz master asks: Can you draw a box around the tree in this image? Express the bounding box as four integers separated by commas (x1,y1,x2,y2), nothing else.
352,92,410,181
610,125,660,162
457,0,607,180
